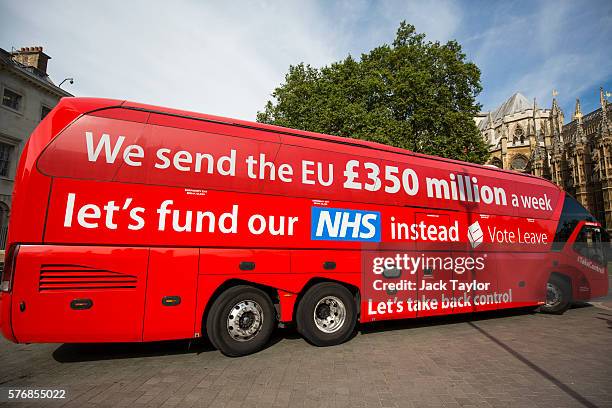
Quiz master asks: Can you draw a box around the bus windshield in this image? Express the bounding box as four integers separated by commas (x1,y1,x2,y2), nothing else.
552,194,597,251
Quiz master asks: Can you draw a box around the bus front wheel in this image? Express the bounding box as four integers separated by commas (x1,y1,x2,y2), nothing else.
205,285,275,357
540,275,571,314
296,282,357,347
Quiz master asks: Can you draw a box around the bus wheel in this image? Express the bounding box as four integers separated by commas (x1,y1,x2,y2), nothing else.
205,285,275,357
540,275,571,314
296,282,357,347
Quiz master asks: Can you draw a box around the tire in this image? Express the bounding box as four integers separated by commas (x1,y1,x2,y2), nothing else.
540,275,571,314
205,285,276,357
296,282,357,347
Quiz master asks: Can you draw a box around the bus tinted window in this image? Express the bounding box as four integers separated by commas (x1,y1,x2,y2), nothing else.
552,194,596,251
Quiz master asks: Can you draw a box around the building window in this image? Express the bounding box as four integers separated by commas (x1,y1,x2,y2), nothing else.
511,155,528,170
41,105,52,120
2,88,22,111
514,126,524,144
0,201,8,250
0,143,14,177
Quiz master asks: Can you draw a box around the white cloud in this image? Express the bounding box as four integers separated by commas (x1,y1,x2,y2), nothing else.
2,0,609,122
1,0,465,120
1,0,343,120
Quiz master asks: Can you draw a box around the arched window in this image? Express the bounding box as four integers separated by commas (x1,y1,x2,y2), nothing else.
511,154,528,171
514,126,524,144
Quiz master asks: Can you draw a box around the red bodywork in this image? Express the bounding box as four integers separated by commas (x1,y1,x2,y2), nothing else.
0,98,608,343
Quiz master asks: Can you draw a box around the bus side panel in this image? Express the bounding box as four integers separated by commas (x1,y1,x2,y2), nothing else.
200,249,291,276
495,252,548,309
470,252,499,312
11,245,149,343
143,248,199,341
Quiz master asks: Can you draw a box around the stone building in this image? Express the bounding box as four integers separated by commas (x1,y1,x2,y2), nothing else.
0,46,72,247
477,89,612,234
477,92,553,174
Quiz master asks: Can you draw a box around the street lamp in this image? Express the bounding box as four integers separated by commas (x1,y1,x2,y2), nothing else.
59,77,74,88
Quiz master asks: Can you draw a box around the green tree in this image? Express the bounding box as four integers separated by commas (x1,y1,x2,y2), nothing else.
257,22,489,164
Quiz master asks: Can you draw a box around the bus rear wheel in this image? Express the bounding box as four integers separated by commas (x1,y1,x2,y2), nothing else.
205,285,275,357
296,282,357,347
540,275,571,314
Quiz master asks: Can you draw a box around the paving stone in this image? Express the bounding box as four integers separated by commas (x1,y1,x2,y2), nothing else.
0,305,611,407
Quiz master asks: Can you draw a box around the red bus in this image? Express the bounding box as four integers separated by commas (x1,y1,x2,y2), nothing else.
0,98,608,356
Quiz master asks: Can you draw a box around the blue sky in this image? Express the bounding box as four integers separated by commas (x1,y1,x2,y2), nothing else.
2,0,611,122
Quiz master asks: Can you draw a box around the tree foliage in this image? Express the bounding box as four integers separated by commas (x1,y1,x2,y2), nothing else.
257,22,489,164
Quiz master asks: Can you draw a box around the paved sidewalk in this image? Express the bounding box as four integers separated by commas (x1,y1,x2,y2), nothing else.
0,305,611,408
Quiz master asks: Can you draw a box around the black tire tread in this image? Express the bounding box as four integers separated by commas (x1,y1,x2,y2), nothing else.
296,282,357,347
540,274,571,314
205,285,275,357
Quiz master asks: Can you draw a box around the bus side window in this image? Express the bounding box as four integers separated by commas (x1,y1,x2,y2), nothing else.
573,226,605,265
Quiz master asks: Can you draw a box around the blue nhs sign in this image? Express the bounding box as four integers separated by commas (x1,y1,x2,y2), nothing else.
311,207,381,242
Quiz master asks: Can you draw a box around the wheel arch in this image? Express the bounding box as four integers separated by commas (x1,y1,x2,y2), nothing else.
549,271,573,300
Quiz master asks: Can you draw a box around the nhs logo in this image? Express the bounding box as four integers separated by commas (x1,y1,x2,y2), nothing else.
311,207,381,242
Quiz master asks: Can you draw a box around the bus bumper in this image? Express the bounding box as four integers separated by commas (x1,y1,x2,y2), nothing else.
589,276,609,300
575,272,609,301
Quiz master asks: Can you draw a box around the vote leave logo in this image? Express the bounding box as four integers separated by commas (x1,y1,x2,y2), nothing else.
467,221,484,248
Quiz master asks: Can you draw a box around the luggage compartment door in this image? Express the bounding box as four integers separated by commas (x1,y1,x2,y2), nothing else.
143,248,199,341
11,245,149,343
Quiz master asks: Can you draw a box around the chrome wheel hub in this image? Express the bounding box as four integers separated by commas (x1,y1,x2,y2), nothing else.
227,300,264,342
313,296,346,334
